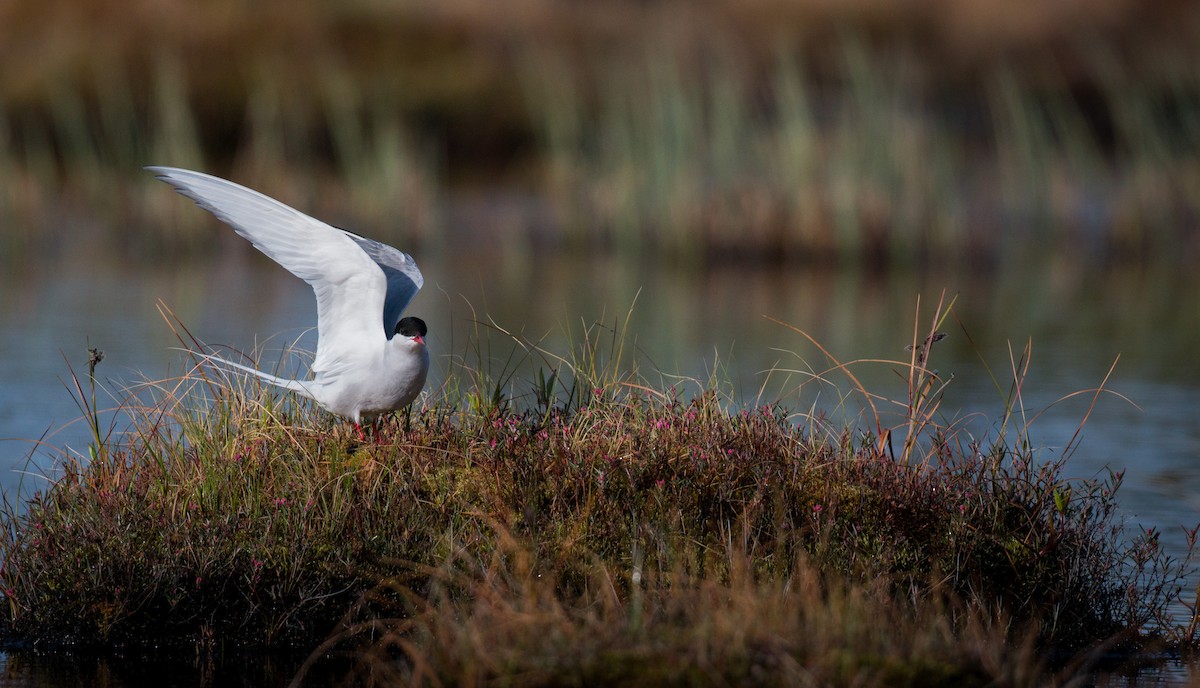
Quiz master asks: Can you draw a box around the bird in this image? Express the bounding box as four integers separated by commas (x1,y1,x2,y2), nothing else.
148,166,429,438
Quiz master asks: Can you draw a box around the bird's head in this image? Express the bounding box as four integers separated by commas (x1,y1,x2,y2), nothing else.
395,316,428,346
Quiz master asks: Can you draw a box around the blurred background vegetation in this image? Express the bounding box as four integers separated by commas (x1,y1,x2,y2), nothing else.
2,0,1200,264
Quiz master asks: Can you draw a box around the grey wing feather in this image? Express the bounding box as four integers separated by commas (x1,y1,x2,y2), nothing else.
340,230,424,336
147,166,406,373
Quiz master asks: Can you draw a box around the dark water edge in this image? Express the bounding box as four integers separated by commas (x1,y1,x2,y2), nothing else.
1093,654,1194,688
0,645,357,688
0,646,1195,687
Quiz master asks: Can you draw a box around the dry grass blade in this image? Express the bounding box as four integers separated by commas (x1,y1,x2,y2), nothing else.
765,314,884,441
0,301,1191,685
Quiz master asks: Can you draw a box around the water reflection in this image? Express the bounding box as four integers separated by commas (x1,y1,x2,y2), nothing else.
1,254,1198,482
4,242,1200,496
2,237,1200,684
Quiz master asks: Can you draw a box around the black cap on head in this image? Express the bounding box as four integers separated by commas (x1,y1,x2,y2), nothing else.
396,316,428,338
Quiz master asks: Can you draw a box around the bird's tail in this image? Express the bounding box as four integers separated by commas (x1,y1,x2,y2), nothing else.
196,352,317,401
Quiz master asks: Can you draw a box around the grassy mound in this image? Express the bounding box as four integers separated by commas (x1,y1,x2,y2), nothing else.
0,308,1191,684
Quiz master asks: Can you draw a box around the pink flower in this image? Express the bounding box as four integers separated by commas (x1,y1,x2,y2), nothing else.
812,504,824,513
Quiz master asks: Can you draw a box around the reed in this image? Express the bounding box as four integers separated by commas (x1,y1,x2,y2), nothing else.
3,4,1200,265
525,38,1200,264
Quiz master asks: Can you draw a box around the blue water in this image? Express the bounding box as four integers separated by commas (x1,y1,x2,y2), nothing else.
2,234,1199,684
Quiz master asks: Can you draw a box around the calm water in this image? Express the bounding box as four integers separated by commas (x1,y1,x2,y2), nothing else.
2,230,1200,684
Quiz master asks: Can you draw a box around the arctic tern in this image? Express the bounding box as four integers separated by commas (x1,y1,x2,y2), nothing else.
148,166,429,436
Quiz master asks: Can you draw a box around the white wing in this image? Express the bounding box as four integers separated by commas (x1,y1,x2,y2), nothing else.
339,229,423,335
147,166,418,374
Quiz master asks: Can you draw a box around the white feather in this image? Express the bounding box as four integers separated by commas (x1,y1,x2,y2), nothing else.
150,166,429,424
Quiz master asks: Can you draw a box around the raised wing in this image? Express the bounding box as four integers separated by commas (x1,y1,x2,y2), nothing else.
147,166,395,374
338,229,423,336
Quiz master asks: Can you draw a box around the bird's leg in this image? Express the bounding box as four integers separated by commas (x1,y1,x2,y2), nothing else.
372,415,386,444
355,422,366,442
404,405,412,434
